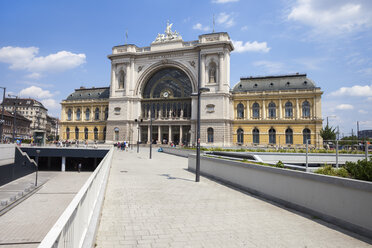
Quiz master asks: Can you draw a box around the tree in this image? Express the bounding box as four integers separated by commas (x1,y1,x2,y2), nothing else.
320,124,336,141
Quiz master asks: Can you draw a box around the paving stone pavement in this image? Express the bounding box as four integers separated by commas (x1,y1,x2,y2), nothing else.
95,148,372,248
0,171,91,247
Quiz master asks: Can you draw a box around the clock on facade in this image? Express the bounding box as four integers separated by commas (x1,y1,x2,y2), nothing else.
163,91,169,98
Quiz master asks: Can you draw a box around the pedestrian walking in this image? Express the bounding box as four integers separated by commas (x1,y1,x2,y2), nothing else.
78,163,82,173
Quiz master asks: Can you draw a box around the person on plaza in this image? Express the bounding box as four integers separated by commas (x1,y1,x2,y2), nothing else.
122,141,126,151
78,162,82,173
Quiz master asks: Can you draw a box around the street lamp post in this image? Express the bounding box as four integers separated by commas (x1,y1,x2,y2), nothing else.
0,87,6,143
149,104,154,159
135,118,143,153
35,150,40,186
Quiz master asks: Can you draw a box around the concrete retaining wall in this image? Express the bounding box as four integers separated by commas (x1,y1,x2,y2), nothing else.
161,147,195,158
0,144,15,166
188,154,372,239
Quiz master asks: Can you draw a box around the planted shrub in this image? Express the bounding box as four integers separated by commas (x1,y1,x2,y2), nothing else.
275,160,285,168
315,164,350,178
344,158,372,182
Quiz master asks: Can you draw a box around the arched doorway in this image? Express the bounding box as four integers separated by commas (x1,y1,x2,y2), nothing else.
140,67,192,145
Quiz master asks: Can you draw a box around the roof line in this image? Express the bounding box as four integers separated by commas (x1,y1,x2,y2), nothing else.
240,73,307,80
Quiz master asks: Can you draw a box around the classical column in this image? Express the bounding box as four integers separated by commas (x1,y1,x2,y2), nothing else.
61,156,66,172
262,100,266,119
169,125,172,143
218,53,224,92
180,125,183,144
313,96,316,119
158,126,161,143
246,100,250,119
296,98,300,119
147,125,151,144
130,58,134,95
279,99,282,119
201,54,206,87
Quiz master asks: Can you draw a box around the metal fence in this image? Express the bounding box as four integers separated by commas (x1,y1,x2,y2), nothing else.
38,147,114,248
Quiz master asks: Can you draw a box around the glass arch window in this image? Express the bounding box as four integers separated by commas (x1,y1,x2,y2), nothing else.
252,103,260,118
67,109,72,121
286,128,293,144
268,102,276,118
207,128,214,143
66,127,70,139
76,109,81,120
303,128,311,144
95,107,100,120
302,101,310,118
285,101,293,118
84,127,88,140
94,127,98,140
237,103,244,119
75,127,79,140
253,128,259,144
142,68,192,99
237,128,244,144
85,108,90,120
269,128,276,144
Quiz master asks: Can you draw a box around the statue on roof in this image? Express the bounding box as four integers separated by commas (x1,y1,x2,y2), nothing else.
154,21,182,43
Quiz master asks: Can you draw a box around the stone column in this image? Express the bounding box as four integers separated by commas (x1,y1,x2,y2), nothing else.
296,98,299,119
218,53,224,92
201,54,206,87
169,125,172,143
313,96,316,119
130,58,134,95
262,100,266,119
180,125,183,145
125,63,130,93
61,156,66,172
147,125,151,144
158,125,161,143
279,99,282,119
246,100,250,119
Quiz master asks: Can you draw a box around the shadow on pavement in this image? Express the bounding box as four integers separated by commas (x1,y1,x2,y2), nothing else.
159,174,194,182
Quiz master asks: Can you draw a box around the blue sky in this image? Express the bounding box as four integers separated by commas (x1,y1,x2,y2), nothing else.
0,0,371,136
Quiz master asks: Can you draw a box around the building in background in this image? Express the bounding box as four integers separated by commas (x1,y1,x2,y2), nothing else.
2,110,31,142
46,115,59,141
358,130,372,139
60,87,109,142
232,74,323,148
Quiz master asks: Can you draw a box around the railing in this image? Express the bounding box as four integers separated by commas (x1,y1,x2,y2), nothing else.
39,147,114,248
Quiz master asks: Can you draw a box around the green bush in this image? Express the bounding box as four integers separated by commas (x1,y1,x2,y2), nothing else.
275,160,285,168
315,164,350,178
344,158,372,182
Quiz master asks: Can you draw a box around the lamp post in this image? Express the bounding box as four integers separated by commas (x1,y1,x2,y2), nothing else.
8,94,18,143
35,150,40,186
0,87,5,143
135,118,143,153
150,104,154,159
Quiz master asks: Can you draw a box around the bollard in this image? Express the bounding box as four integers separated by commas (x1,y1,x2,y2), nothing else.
306,139,308,172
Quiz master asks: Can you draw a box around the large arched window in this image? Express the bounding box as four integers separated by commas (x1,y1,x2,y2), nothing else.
207,128,214,143
76,108,81,120
302,101,310,118
268,102,276,118
85,108,90,120
208,62,217,83
84,127,88,140
237,128,244,144
285,128,293,144
237,103,244,119
95,107,100,120
118,70,125,89
94,127,98,140
253,128,259,144
252,103,260,118
104,107,109,120
114,127,119,141
66,127,70,139
67,109,72,121
269,128,276,144
75,127,79,140
285,101,293,118
303,128,311,144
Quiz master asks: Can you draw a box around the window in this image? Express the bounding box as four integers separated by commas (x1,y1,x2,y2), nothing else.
94,127,98,140
208,62,217,83
104,107,109,120
103,127,106,140
84,127,88,140
75,127,79,140
237,128,244,144
76,109,81,120
302,101,310,118
114,107,121,115
66,127,70,139
95,107,100,120
285,101,293,118
285,128,293,144
114,127,119,141
85,108,90,120
237,103,244,119
206,104,215,113
207,127,214,143
303,128,311,144
66,109,70,120
268,102,276,118
253,128,259,144
269,128,276,144
252,103,260,118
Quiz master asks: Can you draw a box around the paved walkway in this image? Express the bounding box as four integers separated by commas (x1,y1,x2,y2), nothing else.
0,171,91,247
95,149,372,248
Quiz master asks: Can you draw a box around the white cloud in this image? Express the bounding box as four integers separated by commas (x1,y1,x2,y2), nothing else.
232,40,271,53
212,0,239,3
0,46,86,73
358,109,367,114
41,99,59,110
26,72,42,79
288,0,372,35
329,84,372,97
335,104,354,110
252,61,285,74
19,86,53,99
192,23,210,31
217,12,235,28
